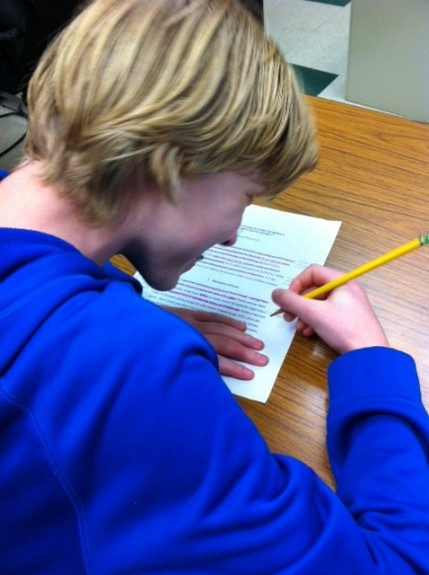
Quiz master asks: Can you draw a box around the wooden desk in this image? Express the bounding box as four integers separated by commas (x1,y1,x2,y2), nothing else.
113,96,429,488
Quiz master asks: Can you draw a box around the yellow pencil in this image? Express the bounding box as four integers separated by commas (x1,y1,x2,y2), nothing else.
271,233,429,317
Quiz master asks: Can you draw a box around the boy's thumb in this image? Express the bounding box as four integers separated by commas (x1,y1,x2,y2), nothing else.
272,289,306,316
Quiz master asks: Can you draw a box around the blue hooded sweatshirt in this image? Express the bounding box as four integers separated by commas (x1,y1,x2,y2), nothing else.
1,226,429,574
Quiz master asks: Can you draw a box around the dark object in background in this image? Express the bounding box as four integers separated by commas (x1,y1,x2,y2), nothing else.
0,0,262,96
0,0,82,95
241,0,263,22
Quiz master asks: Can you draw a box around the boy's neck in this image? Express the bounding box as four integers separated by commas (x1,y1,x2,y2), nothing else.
0,161,126,266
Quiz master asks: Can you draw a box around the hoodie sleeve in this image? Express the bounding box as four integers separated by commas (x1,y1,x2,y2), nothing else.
327,347,429,574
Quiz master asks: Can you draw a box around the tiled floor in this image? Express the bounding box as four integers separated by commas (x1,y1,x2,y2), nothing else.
0,94,28,172
0,0,351,172
264,0,351,101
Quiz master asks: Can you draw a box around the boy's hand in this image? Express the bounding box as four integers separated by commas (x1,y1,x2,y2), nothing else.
164,307,268,380
272,265,389,354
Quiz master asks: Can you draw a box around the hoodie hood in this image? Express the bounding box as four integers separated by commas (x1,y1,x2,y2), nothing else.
0,228,141,376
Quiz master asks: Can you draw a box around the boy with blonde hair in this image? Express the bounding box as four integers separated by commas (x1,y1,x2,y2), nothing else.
0,1,428,573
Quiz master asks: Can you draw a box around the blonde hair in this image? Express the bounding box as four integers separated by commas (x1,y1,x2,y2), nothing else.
25,0,318,225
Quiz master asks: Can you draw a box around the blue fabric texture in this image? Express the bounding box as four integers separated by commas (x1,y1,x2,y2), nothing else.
1,227,429,574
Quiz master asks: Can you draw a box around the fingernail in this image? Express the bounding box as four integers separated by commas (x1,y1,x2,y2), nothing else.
242,367,255,380
254,353,269,366
272,289,282,301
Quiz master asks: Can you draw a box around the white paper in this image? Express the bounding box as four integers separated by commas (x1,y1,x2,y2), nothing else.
135,205,341,403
